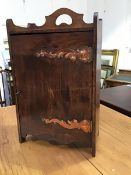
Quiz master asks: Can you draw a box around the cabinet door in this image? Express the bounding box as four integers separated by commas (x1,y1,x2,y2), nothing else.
10,33,93,146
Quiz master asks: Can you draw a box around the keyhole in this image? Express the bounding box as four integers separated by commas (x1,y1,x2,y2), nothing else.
56,14,72,26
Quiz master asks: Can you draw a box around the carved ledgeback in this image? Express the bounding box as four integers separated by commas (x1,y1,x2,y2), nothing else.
6,8,94,34
44,8,89,29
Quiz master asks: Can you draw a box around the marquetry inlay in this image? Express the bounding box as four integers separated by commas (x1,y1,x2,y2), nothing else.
42,118,92,133
36,47,92,63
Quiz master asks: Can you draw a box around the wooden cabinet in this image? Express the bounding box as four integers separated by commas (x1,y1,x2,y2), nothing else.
7,8,102,156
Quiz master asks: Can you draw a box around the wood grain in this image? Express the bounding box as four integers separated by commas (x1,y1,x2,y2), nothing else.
0,106,100,175
6,8,94,34
6,8,102,156
78,105,131,175
0,105,131,175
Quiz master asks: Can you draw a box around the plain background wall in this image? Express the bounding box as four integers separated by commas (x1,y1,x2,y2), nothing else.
0,0,131,70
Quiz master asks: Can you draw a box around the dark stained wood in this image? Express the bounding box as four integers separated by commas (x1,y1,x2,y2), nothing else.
6,8,102,156
100,85,131,117
6,8,94,34
92,14,102,156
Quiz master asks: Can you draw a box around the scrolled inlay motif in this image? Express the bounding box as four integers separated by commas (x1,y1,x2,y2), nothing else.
42,118,92,133
36,47,92,63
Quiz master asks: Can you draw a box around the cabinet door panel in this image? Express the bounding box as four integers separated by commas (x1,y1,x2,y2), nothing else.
13,54,92,145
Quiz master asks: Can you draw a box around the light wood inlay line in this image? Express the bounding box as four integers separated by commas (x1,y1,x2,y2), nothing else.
42,118,92,133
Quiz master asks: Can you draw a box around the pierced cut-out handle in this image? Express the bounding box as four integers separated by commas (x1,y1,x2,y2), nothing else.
44,8,86,28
